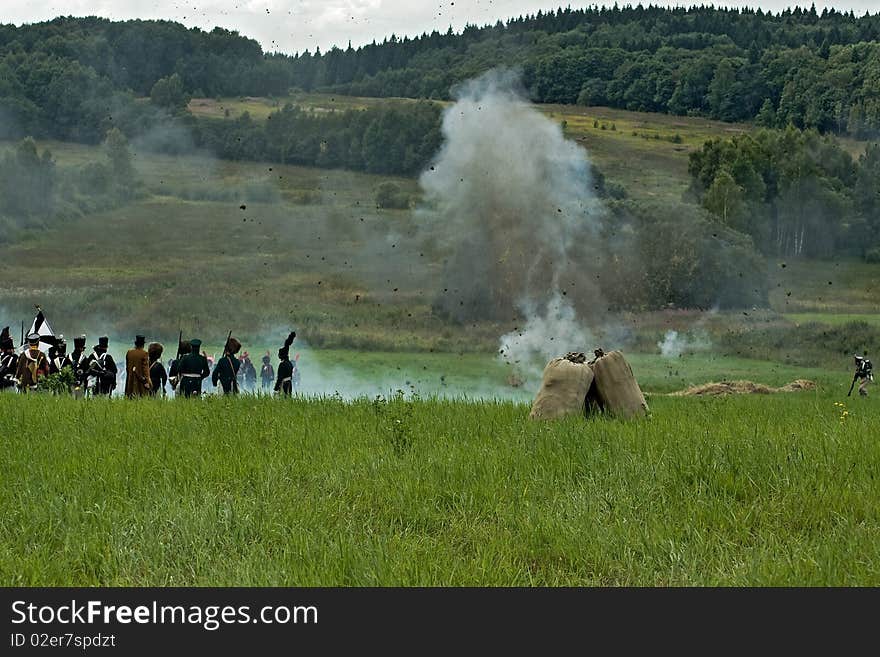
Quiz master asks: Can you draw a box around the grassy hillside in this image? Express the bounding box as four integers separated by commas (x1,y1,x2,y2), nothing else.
2,391,877,586
2,98,878,389
188,94,753,203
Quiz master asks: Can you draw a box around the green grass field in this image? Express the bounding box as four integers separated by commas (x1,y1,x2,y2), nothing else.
2,391,877,586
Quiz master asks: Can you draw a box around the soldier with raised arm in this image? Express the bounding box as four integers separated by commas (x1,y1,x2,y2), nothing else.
274,332,296,396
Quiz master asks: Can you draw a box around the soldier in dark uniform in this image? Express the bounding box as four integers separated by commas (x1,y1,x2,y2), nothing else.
49,338,71,375
0,327,18,391
260,353,274,392
168,339,188,395
70,335,89,396
148,342,168,396
212,336,241,395
178,338,210,398
274,332,296,396
86,336,117,396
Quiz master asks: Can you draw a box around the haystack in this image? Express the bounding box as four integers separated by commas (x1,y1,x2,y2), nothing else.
589,350,649,419
528,355,594,420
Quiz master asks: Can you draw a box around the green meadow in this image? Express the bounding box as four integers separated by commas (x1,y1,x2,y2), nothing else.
1,391,877,586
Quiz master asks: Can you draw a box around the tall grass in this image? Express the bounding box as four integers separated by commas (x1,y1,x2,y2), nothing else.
1,391,878,585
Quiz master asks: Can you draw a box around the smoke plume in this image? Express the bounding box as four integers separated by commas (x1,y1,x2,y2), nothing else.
657,329,711,358
419,69,607,376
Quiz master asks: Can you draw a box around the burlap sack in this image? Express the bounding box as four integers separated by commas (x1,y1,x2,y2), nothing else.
529,357,595,420
590,350,648,418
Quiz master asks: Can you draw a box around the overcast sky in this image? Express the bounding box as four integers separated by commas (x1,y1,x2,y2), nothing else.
4,1,878,55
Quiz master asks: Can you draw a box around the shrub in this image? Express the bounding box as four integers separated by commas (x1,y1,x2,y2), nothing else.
375,182,410,209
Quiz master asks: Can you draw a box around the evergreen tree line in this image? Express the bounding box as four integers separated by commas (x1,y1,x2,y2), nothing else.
3,8,880,140
191,102,442,175
689,128,880,258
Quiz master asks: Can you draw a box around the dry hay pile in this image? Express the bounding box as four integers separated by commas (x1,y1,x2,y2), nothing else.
670,379,817,397
529,350,648,421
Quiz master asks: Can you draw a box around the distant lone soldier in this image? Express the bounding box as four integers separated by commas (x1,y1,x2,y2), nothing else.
0,327,19,391
274,332,296,396
850,354,874,397
16,333,49,393
124,335,152,398
178,338,210,398
86,336,117,396
212,336,242,395
260,353,274,392
49,338,71,375
148,342,168,396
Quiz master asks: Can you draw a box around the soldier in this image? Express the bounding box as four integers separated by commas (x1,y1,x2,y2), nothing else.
69,335,89,396
212,336,242,395
0,327,19,391
274,331,296,396
124,335,152,398
177,338,210,398
260,353,274,392
168,339,188,395
148,342,168,396
49,337,71,375
239,351,257,393
86,336,117,396
16,333,49,393
850,354,874,397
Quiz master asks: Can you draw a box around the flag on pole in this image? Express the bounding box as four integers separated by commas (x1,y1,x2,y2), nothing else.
22,306,58,354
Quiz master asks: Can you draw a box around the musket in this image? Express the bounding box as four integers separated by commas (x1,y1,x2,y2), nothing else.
848,372,858,397
224,330,239,393
171,328,183,391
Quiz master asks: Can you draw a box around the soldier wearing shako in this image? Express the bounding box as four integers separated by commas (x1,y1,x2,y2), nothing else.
70,335,89,395
49,337,71,375
212,336,242,395
148,342,168,396
86,336,117,396
168,338,188,394
0,327,19,391
178,338,210,398
16,333,49,392
124,335,152,398
274,331,296,396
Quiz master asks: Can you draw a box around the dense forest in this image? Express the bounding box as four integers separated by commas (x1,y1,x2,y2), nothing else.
2,6,880,139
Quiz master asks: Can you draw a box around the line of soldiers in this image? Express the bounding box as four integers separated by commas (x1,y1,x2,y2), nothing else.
0,327,301,398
